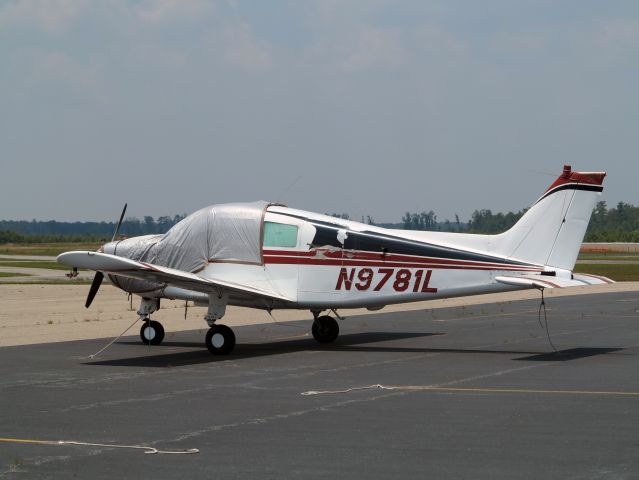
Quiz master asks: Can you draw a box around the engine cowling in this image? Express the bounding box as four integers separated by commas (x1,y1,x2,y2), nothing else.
102,235,165,294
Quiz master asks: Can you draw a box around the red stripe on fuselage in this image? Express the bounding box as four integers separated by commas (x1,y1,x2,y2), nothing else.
261,249,541,272
263,248,531,267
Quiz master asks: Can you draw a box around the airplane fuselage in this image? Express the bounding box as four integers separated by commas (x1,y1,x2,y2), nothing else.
186,205,542,311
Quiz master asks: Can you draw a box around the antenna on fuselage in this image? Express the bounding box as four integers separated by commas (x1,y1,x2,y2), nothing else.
275,175,302,205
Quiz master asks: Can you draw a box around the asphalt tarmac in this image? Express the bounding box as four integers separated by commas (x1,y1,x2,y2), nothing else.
1,291,639,479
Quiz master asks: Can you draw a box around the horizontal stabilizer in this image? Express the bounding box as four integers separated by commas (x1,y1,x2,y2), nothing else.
57,251,293,303
495,273,614,289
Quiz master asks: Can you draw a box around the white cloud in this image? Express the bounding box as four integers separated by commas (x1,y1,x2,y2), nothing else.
343,25,406,72
308,24,407,73
133,42,188,69
222,22,272,71
30,51,105,101
137,0,212,25
412,24,468,56
485,30,549,58
0,0,87,32
596,18,639,50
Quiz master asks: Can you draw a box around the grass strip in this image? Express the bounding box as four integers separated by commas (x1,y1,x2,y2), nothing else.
0,261,82,271
0,279,92,285
578,253,639,261
0,243,101,256
575,263,639,282
0,272,31,278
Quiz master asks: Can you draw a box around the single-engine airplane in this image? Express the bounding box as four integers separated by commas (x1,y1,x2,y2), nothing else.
58,165,611,355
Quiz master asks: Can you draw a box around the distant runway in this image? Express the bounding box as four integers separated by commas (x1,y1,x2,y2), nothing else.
1,291,638,479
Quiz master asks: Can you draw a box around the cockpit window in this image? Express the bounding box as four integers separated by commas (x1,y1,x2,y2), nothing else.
263,222,298,248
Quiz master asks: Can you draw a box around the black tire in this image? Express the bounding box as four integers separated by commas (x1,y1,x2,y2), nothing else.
312,315,339,343
205,324,236,355
140,320,165,346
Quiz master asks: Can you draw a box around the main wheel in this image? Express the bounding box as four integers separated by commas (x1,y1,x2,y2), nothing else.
205,324,236,355
140,320,165,345
312,315,339,343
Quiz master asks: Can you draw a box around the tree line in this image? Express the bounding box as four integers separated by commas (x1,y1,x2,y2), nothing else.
585,201,639,242
0,214,186,243
1,202,638,243
396,201,639,242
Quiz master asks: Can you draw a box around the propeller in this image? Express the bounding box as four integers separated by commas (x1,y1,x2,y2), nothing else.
85,203,127,308
112,203,127,242
85,272,104,308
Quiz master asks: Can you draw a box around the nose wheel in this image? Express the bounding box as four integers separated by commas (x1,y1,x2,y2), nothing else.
312,315,339,343
140,320,165,345
205,324,236,355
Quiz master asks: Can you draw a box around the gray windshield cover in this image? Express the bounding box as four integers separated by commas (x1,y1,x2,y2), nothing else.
116,201,268,272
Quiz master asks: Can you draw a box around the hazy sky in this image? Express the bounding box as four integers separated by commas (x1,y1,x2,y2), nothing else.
1,0,637,223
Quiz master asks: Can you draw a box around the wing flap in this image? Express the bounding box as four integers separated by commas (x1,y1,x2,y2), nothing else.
57,251,293,303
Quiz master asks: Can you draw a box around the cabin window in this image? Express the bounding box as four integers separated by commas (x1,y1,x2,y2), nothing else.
263,222,298,248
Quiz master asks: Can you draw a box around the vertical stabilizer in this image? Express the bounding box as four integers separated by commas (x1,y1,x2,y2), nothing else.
492,165,606,271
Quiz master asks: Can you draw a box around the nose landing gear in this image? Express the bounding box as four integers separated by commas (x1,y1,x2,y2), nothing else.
140,320,165,345
137,298,165,346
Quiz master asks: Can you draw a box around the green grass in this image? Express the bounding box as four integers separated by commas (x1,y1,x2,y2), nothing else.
0,242,101,256
578,252,639,261
0,260,84,271
579,256,639,261
0,279,92,285
0,272,30,278
575,263,639,282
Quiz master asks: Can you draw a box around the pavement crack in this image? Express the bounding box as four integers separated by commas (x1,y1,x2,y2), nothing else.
170,389,406,444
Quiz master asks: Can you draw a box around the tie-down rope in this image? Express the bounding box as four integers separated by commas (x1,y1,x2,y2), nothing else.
0,437,199,455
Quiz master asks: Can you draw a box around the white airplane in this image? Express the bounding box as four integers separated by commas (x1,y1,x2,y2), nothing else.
58,165,611,355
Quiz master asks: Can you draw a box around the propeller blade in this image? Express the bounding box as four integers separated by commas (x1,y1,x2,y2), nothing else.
111,203,128,242
85,271,104,308
85,205,126,308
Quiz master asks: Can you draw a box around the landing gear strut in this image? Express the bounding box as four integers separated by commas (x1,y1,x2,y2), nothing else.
311,313,339,343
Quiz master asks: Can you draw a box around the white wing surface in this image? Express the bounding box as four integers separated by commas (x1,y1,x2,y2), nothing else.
57,251,293,303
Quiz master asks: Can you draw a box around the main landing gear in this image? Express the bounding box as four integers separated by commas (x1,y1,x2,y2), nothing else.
205,324,236,355
311,311,340,343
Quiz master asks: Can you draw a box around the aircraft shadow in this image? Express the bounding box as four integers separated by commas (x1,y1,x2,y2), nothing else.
83,331,623,368
87,332,440,368
514,347,624,362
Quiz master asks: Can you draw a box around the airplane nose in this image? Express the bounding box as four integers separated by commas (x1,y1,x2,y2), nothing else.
101,241,118,255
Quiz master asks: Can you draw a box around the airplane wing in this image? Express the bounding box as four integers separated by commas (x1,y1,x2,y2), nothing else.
495,272,614,289
57,251,294,303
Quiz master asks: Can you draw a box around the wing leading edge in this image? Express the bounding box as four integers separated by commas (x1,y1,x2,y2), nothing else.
57,251,293,303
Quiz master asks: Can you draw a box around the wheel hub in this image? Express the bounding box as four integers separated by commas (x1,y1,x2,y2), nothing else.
211,333,225,348
143,326,156,340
